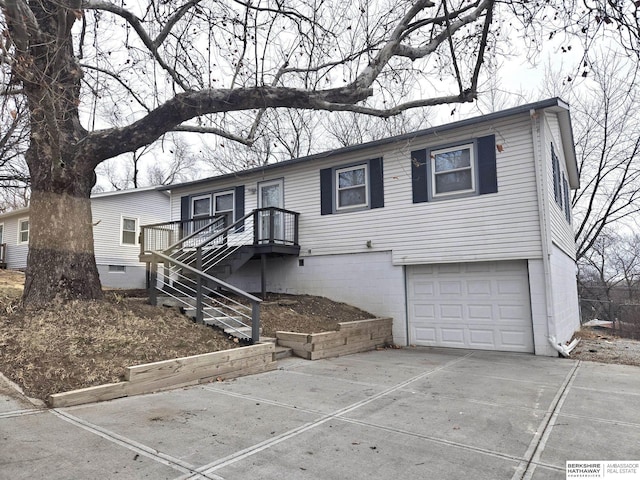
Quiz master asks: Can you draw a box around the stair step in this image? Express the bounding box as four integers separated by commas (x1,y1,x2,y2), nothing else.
184,307,227,319
158,296,194,308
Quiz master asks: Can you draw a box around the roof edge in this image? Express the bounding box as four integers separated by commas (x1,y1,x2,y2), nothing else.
164,98,572,192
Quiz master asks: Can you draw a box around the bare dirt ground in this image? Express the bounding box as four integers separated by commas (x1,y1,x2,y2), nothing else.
0,270,371,401
570,328,640,367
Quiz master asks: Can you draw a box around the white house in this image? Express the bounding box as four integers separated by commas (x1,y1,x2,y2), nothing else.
146,98,581,356
0,186,170,289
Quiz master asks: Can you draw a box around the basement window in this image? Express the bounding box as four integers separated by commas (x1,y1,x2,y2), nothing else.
108,265,126,273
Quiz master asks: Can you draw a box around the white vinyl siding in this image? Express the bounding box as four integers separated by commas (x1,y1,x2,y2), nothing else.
92,189,170,268
544,112,576,258
169,113,544,265
0,213,32,268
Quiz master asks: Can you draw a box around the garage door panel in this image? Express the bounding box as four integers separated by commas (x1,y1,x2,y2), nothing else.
413,303,435,318
497,305,528,321
468,329,496,347
412,281,435,295
500,330,530,347
440,328,466,345
440,304,463,319
497,279,526,295
414,327,437,342
407,261,534,353
467,280,491,295
440,281,462,295
437,264,462,274
467,304,493,320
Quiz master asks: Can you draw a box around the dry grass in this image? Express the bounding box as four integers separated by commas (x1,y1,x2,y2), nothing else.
0,270,372,401
0,292,241,400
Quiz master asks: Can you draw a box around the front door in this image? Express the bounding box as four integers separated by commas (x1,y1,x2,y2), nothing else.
258,179,284,243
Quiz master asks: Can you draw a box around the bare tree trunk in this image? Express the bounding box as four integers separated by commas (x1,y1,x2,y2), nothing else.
14,1,103,305
23,189,103,304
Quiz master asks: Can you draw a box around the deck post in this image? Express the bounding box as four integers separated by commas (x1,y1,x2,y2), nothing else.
149,258,158,306
261,253,267,299
251,301,260,344
195,247,204,324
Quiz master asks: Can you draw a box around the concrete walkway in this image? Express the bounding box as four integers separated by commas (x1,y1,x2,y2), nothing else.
1,348,639,479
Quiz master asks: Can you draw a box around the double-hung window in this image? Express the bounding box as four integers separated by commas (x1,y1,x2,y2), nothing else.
121,217,138,245
214,191,234,227
411,134,497,204
191,195,211,220
431,143,475,197
336,164,368,210
18,219,29,244
320,158,384,215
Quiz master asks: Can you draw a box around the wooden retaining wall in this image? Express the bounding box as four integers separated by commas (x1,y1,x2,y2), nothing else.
47,343,276,408
275,317,393,360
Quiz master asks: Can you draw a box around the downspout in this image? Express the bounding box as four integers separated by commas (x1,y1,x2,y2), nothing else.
530,110,556,353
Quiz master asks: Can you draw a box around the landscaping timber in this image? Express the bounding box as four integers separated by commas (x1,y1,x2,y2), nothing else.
47,343,276,408
275,317,393,360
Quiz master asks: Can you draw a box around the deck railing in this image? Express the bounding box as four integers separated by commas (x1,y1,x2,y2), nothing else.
140,215,225,256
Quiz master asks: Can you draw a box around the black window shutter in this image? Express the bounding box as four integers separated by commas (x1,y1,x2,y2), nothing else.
234,185,245,232
369,157,384,209
180,195,190,220
411,149,429,203
551,143,562,205
180,195,190,238
477,135,498,195
320,168,333,215
562,174,571,222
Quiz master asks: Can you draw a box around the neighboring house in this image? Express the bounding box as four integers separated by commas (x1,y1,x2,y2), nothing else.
0,186,170,289
147,98,581,356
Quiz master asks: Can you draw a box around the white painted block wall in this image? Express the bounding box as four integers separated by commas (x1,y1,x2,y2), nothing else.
97,265,147,289
227,251,409,345
549,244,581,344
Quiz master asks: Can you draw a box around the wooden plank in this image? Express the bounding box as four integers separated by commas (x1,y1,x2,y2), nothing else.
307,331,341,341
198,361,277,383
48,382,129,408
337,318,392,330
275,331,309,342
275,339,308,351
344,333,375,345
126,344,274,382
310,336,348,351
125,355,276,395
49,346,278,408
310,340,381,360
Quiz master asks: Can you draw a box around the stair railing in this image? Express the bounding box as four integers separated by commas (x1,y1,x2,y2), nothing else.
149,250,262,343
145,207,299,344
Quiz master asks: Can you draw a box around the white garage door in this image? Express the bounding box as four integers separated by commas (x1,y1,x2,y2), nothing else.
407,261,534,353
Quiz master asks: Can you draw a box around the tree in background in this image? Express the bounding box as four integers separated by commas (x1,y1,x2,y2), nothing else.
0,0,637,305
1,0,497,304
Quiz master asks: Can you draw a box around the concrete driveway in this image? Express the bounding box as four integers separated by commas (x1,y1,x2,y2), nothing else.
1,347,639,479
